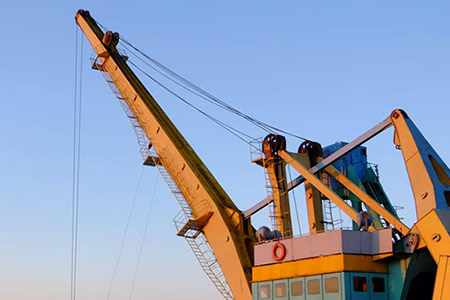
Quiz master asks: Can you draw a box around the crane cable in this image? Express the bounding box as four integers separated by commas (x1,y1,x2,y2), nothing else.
71,25,83,300
121,37,312,141
122,43,272,135
95,21,315,143
122,43,269,136
128,60,257,146
106,167,145,300
105,169,159,300
128,173,159,300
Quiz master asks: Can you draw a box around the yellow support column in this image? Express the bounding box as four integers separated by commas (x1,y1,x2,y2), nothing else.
262,134,293,238
292,152,324,233
279,150,362,226
433,255,450,300
265,157,293,238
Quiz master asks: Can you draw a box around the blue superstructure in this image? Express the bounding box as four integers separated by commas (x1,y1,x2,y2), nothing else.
252,272,389,300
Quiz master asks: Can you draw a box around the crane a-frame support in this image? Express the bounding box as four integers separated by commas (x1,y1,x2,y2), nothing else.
76,10,254,300
279,150,362,227
244,117,393,218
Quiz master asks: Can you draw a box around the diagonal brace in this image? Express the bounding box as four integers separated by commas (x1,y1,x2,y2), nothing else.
323,161,410,235
279,150,364,227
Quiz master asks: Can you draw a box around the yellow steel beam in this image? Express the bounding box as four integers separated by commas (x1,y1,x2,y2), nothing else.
324,162,410,235
408,210,450,299
279,150,362,226
252,254,388,282
76,10,253,299
305,180,325,233
265,158,293,238
292,152,324,233
391,109,450,220
410,210,450,263
433,255,450,300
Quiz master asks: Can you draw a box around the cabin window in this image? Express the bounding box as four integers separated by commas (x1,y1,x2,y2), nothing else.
275,282,286,298
260,284,271,299
353,276,367,292
291,281,303,296
325,277,339,293
307,279,320,295
372,277,385,292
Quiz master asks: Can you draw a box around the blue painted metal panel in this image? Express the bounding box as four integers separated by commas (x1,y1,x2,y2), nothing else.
343,272,352,300
305,275,323,300
349,272,370,300
402,114,450,213
323,142,368,191
369,274,389,300
289,277,306,300
387,259,405,300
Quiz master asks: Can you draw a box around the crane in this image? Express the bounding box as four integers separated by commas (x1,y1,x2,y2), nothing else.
76,9,255,300
76,9,450,300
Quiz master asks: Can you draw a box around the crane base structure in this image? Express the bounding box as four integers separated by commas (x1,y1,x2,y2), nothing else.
250,110,450,300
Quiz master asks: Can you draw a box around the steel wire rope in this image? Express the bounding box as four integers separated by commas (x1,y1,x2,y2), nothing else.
106,167,146,300
128,60,258,147
120,43,272,134
71,26,83,300
71,25,78,300
95,21,314,142
121,37,312,140
119,42,271,133
128,173,159,300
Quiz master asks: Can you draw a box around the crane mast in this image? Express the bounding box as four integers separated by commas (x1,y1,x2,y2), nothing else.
76,10,255,300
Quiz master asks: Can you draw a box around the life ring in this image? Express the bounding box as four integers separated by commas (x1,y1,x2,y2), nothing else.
272,242,286,261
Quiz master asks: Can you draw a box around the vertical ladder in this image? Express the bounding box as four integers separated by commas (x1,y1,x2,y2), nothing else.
322,199,335,231
250,139,277,231
264,164,279,231
321,167,344,231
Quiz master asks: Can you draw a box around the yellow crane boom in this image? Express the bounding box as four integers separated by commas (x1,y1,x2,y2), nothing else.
76,9,254,300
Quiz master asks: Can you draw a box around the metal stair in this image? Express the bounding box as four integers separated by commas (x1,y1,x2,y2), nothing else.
156,154,233,299
93,58,233,299
174,212,233,299
93,58,150,160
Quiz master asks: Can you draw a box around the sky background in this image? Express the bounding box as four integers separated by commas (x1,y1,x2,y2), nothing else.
1,1,449,300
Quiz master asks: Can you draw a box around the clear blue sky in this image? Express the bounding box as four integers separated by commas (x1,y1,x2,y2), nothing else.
1,1,449,299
